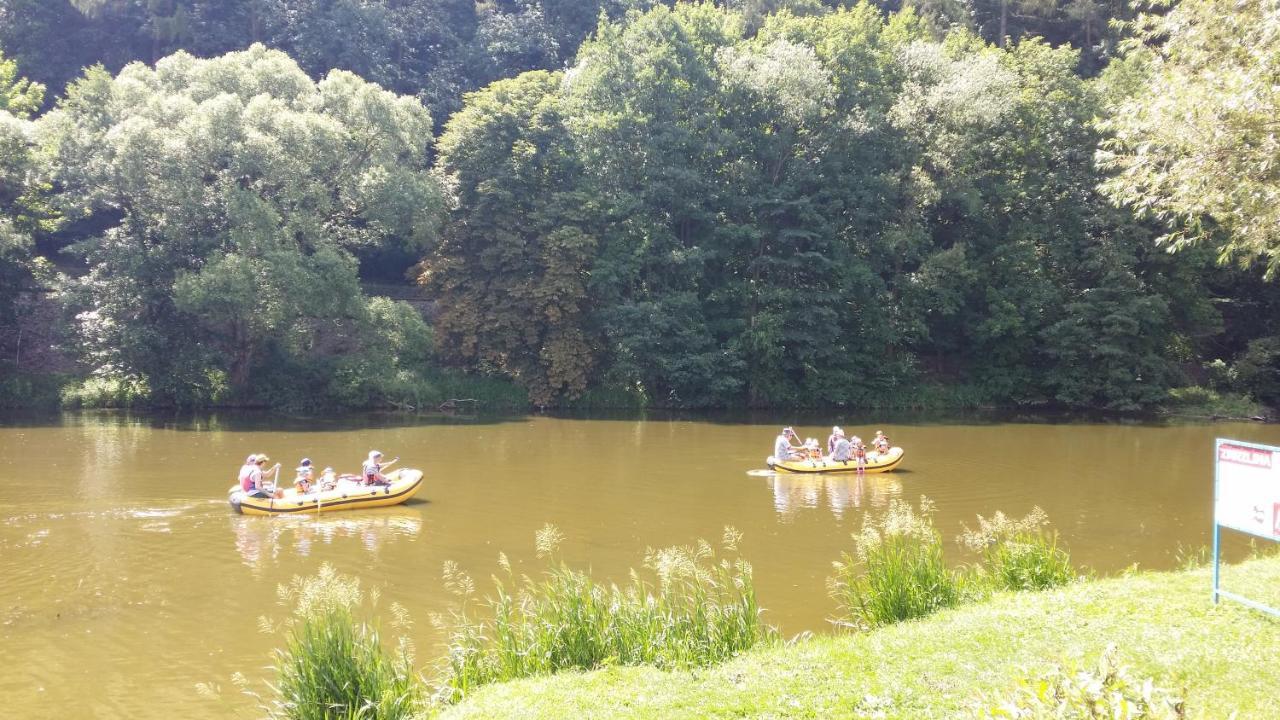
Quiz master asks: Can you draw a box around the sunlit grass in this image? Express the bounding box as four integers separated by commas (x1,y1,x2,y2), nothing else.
440,557,1280,719
435,524,773,703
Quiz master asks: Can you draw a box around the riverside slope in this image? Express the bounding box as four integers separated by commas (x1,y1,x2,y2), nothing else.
441,557,1280,719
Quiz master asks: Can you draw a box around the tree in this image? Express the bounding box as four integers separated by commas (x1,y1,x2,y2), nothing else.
40,45,443,404
424,70,597,405
1098,0,1280,277
0,51,48,365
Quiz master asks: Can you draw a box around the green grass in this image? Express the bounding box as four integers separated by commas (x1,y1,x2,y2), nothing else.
437,556,1280,719
436,525,772,704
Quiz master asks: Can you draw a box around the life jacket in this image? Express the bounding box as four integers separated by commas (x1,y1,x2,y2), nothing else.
239,465,256,492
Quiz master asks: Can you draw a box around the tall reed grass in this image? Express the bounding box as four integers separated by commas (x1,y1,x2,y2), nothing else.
959,507,1075,592
828,497,963,629
436,524,773,703
254,564,424,720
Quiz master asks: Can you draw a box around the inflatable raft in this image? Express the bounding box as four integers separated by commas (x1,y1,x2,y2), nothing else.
228,468,425,516
767,447,904,474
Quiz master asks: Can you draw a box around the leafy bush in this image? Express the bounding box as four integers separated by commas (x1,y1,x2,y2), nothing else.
59,374,152,409
975,644,1185,719
1163,386,1263,418
1235,336,1280,407
437,524,772,703
254,565,423,720
0,366,65,409
829,498,963,628
960,507,1076,592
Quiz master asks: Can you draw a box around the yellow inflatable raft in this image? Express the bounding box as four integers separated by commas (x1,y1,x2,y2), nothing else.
767,447,904,474
228,469,425,516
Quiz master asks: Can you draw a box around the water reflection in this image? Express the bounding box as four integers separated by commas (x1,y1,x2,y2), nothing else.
768,473,903,520
230,510,424,572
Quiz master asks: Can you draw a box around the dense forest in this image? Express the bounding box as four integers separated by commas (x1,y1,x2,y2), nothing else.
2,0,1280,412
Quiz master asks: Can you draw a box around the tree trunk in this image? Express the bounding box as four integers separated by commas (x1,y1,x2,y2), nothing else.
999,0,1008,48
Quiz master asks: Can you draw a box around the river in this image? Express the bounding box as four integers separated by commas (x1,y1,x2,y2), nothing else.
1,410,1276,718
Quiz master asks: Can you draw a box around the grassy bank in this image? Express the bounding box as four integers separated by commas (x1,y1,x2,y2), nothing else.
440,557,1280,719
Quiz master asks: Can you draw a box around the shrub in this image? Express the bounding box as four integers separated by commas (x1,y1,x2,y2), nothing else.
436,524,771,703
975,644,1185,719
960,507,1075,592
829,498,963,628
59,374,151,409
254,565,423,720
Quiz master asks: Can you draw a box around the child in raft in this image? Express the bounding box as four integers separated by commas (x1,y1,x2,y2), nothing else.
362,450,400,485
851,436,867,472
293,458,315,494
872,430,891,454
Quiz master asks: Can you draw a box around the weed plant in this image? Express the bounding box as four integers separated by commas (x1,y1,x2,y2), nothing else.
975,644,1185,719
252,565,423,720
828,497,963,628
436,525,772,703
959,507,1075,592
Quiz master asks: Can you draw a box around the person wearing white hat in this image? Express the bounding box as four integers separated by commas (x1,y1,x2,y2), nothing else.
827,426,845,455
773,427,803,462
362,450,400,485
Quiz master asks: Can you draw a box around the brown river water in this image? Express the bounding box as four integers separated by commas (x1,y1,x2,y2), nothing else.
2,410,1278,718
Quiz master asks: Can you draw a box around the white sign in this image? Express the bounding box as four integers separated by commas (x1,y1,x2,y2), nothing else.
1215,439,1280,540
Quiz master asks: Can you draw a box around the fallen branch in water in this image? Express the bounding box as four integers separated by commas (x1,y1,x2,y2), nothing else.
440,398,478,411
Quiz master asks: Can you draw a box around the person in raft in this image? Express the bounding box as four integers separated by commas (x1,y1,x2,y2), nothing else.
240,454,280,498
872,430,891,454
827,426,844,455
773,427,803,462
830,432,853,462
851,437,868,472
294,458,315,494
362,450,400,485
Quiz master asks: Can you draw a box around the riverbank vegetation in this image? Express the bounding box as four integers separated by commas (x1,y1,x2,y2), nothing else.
441,555,1280,719
436,524,770,702
247,512,1280,718
4,0,1280,414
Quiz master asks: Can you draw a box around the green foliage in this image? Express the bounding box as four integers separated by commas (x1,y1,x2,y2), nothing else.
41,45,444,408
1163,386,1265,418
425,4,1194,410
258,565,423,720
976,645,1185,719
1099,0,1280,277
0,365,65,409
960,507,1075,592
829,497,963,628
1233,336,1280,407
438,524,773,703
426,70,597,406
59,374,153,409
0,50,42,117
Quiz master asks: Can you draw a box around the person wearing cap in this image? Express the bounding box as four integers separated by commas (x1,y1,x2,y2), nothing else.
362,450,400,486
827,426,845,455
294,458,315,494
242,454,280,498
773,428,803,462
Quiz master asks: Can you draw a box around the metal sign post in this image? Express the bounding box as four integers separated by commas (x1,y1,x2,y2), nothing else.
1212,438,1280,617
